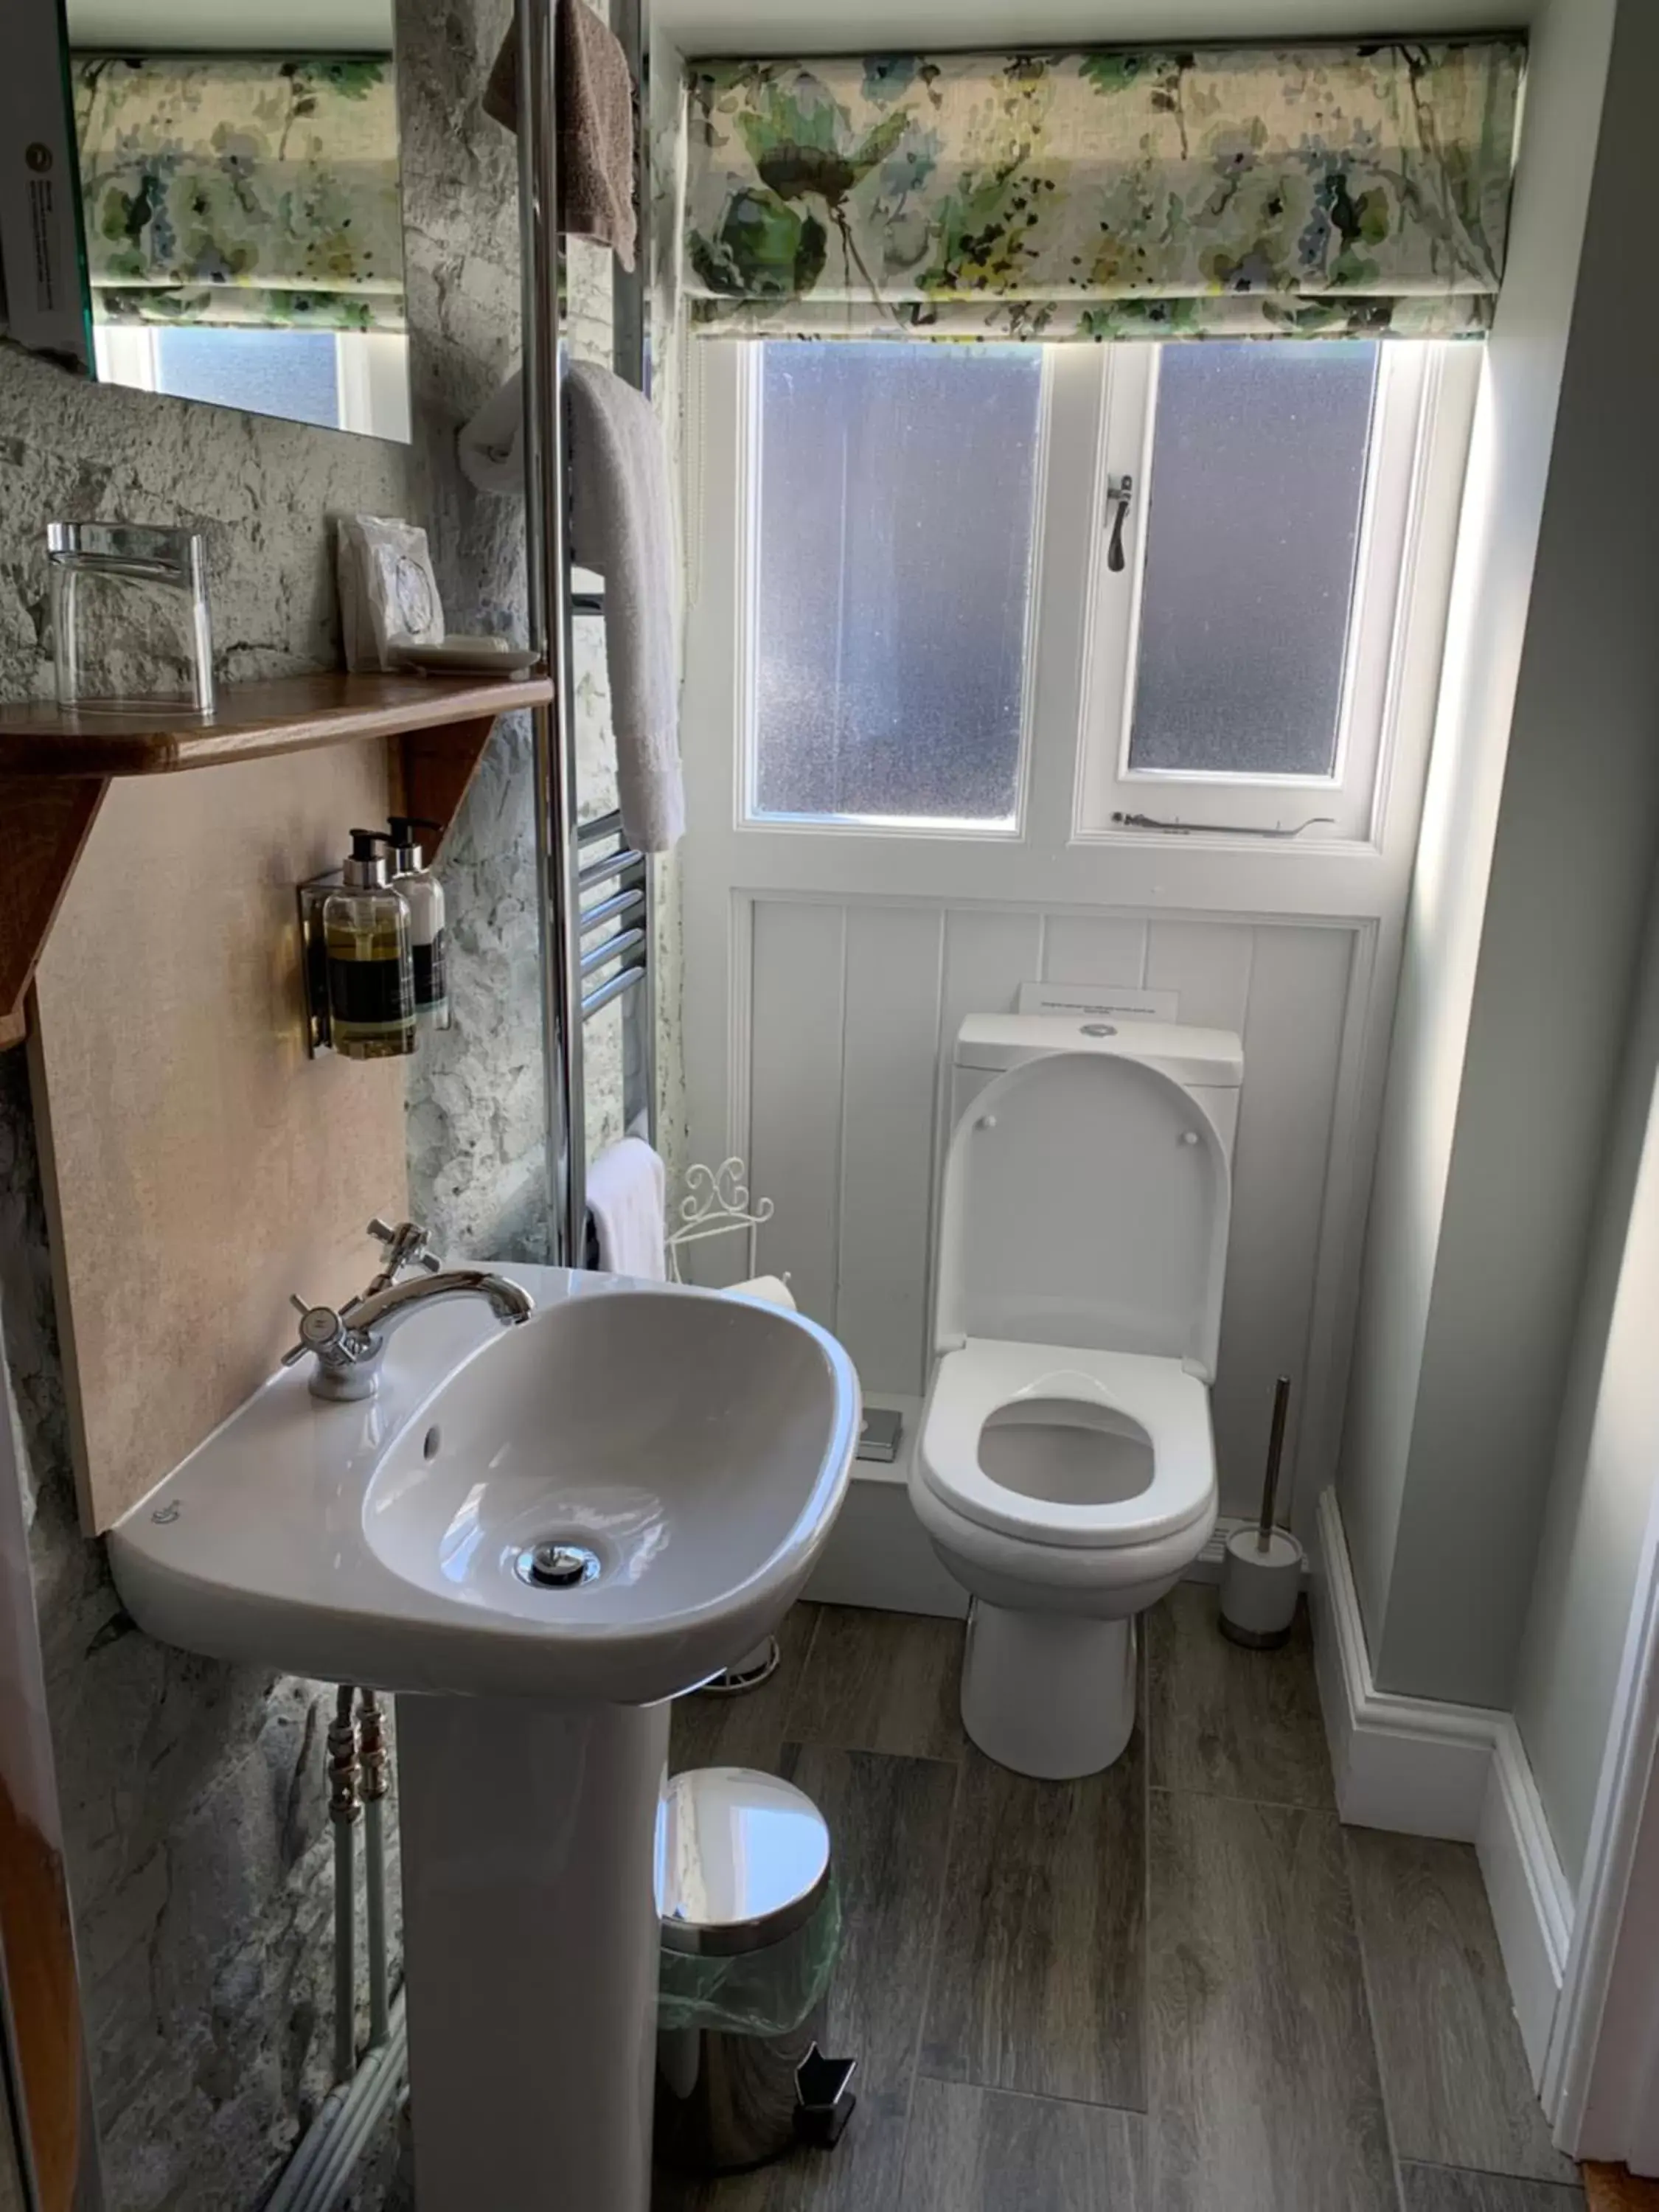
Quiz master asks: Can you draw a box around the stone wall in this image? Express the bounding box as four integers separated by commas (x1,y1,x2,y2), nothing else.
0,1,543,2203
0,2,675,2199
0,361,411,2205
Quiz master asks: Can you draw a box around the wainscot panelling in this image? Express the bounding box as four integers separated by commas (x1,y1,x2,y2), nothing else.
836,905,945,1397
1040,911,1149,990
1211,922,1355,1512
744,901,846,1328
742,898,1360,1524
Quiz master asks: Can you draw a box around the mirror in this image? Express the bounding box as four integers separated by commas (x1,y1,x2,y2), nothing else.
1,0,411,441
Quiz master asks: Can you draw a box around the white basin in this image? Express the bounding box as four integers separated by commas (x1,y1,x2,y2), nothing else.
106,1263,860,2212
109,1265,859,1705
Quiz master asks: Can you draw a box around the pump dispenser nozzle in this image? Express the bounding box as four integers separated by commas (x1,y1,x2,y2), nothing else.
387,815,442,868
344,829,393,889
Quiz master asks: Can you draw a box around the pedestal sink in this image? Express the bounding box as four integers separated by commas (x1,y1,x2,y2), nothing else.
107,1267,860,2211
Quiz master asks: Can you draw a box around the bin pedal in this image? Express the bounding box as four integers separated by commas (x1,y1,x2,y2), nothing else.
793,2046,857,2149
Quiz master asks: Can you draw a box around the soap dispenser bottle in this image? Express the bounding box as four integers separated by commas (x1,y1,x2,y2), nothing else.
323,830,417,1060
387,814,449,1031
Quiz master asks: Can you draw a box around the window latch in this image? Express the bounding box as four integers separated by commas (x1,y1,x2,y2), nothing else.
1110,810,1337,839
1105,474,1134,573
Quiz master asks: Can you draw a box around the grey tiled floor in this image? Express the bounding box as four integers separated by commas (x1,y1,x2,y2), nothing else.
658,1585,1580,2212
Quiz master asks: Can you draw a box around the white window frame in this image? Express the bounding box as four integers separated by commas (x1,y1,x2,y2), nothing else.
1073,341,1466,849
731,338,1054,842
709,335,1478,872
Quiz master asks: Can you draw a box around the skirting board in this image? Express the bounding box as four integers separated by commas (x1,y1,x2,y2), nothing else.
1312,1486,1575,2084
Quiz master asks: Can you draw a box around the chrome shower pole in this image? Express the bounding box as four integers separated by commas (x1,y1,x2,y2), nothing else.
518,0,587,1265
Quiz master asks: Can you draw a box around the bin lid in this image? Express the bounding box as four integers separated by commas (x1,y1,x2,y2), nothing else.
657,1765,832,1956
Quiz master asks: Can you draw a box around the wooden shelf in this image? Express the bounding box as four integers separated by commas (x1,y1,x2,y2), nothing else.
0,669,552,1047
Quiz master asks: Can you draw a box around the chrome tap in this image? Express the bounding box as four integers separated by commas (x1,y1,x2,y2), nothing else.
285,1217,534,1401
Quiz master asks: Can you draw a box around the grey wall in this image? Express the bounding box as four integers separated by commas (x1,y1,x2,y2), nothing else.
0,0,556,2201
1513,874,1659,1888
1338,0,1659,1709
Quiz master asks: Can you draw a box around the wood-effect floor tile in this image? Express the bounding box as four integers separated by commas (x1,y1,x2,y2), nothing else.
1147,1788,1394,2212
655,1745,958,2211
1401,2163,1586,2210
1346,1828,1578,2185
782,1605,966,1762
922,1730,1145,2110
1147,1584,1334,1809
900,2079,1147,2209
669,1604,820,1776
1585,2166,1659,2212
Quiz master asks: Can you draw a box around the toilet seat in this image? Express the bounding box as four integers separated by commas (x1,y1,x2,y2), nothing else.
921,1338,1216,1551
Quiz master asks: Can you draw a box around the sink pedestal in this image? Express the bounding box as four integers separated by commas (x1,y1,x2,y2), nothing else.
397,1692,670,2211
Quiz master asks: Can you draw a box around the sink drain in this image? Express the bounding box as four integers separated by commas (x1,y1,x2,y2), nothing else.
515,1540,601,1590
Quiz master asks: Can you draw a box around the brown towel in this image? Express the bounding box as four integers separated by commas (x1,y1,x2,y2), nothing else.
485,0,636,271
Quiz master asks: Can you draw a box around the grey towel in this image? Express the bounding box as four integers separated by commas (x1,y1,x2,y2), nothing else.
566,360,682,853
485,0,636,271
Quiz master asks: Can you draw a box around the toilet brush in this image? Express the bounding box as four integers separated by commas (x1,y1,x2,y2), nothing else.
1219,1374,1305,1649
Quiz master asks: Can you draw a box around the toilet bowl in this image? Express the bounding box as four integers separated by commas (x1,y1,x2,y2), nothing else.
911,1015,1242,1780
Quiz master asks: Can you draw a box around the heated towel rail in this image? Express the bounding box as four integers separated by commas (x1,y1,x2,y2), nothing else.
518,0,655,1267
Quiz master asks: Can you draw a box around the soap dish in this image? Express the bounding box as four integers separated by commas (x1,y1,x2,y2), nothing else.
392,638,540,676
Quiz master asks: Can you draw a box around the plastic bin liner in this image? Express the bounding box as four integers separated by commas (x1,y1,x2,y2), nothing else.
658,1876,841,2037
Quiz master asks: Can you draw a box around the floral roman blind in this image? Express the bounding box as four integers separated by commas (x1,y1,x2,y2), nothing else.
683,41,1525,341
72,55,406,333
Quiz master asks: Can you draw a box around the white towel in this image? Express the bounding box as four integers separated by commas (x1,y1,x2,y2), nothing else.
456,361,684,854
566,360,684,854
586,1137,666,1280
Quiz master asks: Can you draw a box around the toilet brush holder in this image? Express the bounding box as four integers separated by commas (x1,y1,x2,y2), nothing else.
1219,1374,1305,1649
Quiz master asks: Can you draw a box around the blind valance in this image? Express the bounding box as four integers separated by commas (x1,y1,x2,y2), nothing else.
73,55,406,333
683,40,1524,341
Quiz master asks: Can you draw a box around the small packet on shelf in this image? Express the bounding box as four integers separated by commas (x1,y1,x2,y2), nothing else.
335,515,445,672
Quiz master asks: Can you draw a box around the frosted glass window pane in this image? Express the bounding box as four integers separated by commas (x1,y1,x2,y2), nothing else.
153,327,342,431
752,344,1041,825
1130,342,1379,779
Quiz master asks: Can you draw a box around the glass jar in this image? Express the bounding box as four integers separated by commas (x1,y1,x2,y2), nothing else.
46,522,215,714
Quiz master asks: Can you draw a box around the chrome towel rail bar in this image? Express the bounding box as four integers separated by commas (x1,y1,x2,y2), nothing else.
580,885,646,935
577,849,645,899
582,964,647,1020
580,925,647,979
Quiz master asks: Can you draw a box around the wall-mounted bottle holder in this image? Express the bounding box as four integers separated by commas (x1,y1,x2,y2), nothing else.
299,824,443,1060
297,869,344,1057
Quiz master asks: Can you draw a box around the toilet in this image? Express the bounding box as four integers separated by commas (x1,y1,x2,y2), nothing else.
911,1014,1242,1780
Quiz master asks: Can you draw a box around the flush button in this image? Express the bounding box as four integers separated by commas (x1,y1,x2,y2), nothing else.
1180,1130,1199,1146
1080,1022,1117,1037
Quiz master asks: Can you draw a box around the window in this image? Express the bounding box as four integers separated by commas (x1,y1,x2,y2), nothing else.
1128,344,1378,781
153,327,343,428
745,343,1043,830
1077,340,1446,842
726,335,1469,848
90,324,412,441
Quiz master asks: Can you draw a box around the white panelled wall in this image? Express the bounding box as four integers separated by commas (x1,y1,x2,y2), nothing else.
733,897,1357,1533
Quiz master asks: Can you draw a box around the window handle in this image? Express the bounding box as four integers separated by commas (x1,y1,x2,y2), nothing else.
1105,474,1134,573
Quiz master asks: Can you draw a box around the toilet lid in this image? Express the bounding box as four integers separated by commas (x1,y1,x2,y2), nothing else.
919,1339,1217,1548
934,1050,1231,1378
